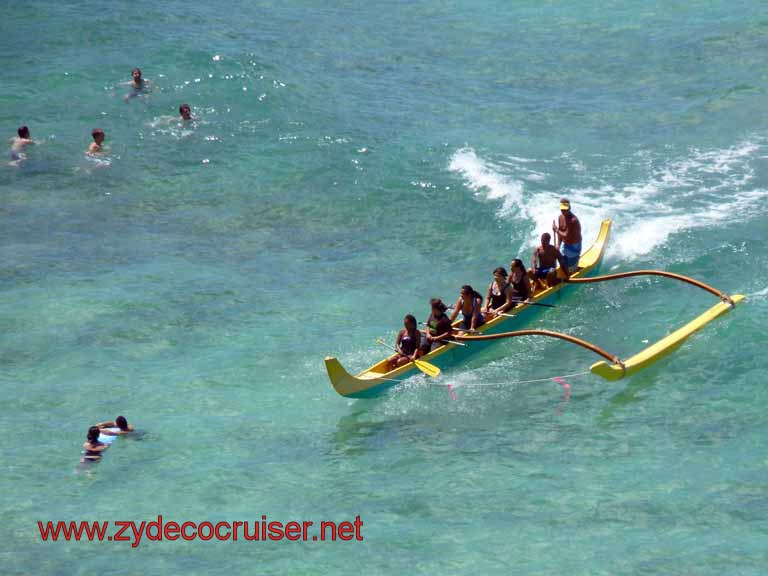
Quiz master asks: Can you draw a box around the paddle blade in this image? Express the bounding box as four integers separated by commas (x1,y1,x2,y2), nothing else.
414,359,441,378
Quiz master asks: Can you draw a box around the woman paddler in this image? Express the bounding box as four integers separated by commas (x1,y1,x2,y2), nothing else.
422,298,454,352
387,314,423,370
483,267,514,318
508,259,532,305
449,285,485,333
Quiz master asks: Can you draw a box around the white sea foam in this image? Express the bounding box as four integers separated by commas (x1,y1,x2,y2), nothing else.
449,141,768,261
448,148,527,217
748,286,768,299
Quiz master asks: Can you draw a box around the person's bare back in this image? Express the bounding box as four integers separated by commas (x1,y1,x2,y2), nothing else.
9,126,35,165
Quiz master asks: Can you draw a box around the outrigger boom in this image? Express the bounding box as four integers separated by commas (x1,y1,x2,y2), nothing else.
324,219,743,398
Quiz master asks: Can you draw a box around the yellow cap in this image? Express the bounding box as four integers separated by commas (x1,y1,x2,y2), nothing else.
559,201,570,210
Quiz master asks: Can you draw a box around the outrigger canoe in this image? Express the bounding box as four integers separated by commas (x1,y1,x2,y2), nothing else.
326,217,744,398
325,219,613,398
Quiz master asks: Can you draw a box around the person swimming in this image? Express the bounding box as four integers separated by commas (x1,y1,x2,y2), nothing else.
81,426,109,462
95,415,134,436
124,67,151,101
179,103,193,121
87,128,105,155
10,125,35,165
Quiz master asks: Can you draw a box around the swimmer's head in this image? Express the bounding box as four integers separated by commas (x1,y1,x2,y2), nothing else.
179,103,192,120
87,426,101,442
115,416,128,430
18,126,30,139
91,128,105,143
132,68,142,82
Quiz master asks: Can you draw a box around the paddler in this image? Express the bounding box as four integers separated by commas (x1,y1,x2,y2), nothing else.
553,198,582,272
508,259,532,304
422,298,453,352
449,285,485,333
387,315,423,370
529,232,569,291
483,267,515,318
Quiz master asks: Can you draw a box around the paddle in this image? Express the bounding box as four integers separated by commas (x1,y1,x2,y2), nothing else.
553,218,560,249
483,310,517,319
510,299,556,309
375,338,441,377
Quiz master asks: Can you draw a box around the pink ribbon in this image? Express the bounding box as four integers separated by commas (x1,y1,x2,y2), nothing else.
552,376,572,400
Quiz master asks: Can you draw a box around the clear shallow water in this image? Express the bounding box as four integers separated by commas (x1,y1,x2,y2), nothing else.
2,2,767,574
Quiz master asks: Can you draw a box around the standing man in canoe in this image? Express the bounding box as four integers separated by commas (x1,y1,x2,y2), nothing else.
553,198,582,272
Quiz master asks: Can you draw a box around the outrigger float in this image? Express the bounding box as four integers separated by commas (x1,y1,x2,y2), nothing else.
325,219,743,398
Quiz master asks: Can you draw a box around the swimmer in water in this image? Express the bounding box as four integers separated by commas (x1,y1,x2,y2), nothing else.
94,415,135,436
9,125,35,165
124,67,151,101
87,128,105,155
81,426,109,462
179,103,193,121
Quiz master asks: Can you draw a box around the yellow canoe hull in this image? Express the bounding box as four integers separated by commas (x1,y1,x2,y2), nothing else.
590,294,744,381
326,219,613,398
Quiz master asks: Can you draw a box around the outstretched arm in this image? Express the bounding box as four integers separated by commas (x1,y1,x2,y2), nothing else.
470,296,483,330
448,298,461,322
499,285,514,313
411,330,422,360
432,327,453,343
395,330,405,354
556,215,569,239
483,282,493,312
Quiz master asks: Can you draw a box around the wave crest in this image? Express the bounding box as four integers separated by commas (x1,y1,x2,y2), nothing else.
449,141,767,261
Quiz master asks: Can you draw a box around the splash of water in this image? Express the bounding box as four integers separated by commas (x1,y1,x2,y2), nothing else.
449,142,768,261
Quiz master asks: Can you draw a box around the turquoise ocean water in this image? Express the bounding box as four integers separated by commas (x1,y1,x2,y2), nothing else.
2,2,767,573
